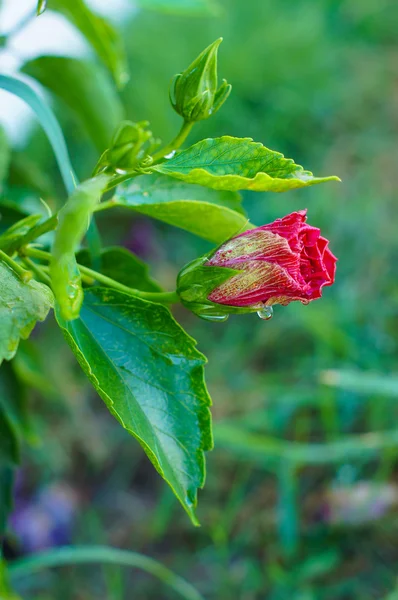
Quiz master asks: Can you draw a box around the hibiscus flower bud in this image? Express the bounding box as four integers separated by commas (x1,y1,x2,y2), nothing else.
170,38,231,123
177,210,337,321
107,121,155,170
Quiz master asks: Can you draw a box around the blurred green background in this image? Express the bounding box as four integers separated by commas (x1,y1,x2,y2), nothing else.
2,0,398,598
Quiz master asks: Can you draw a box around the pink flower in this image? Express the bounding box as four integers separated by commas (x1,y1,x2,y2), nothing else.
206,210,336,307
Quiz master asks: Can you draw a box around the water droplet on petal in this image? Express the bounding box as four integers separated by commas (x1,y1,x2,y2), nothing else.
200,313,229,322
257,305,273,320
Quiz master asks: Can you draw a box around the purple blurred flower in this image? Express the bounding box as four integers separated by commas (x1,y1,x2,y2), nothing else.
10,482,79,552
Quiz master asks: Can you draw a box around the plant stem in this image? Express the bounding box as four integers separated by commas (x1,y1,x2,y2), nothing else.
8,545,204,600
151,120,193,163
103,169,143,193
23,247,179,305
40,264,94,286
94,199,119,213
21,256,52,286
0,249,32,282
7,195,118,254
7,214,58,256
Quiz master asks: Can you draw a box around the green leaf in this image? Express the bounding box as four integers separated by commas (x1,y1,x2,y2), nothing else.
137,0,218,14
0,466,14,535
114,174,248,243
0,214,42,252
154,136,340,192
50,0,128,87
23,57,124,153
0,75,76,196
56,288,212,524
0,261,53,365
77,247,162,292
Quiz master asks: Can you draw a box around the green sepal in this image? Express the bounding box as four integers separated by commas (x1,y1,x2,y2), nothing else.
212,79,232,115
177,254,257,318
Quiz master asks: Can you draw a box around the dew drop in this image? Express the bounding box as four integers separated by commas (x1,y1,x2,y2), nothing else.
164,150,176,159
199,313,229,322
256,305,273,320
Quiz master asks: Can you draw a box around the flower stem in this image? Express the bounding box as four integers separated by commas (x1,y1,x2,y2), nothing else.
0,249,32,282
40,264,95,286
22,247,179,305
103,169,142,193
151,121,193,163
21,256,52,286
94,199,118,213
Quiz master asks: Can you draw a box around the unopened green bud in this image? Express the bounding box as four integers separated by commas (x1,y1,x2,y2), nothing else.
170,38,231,123
108,121,153,170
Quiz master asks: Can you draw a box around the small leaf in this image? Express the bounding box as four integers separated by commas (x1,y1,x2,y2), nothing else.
50,0,128,87
0,261,53,365
137,0,218,14
77,247,162,292
56,288,212,523
23,57,124,152
154,136,340,192
0,214,42,252
114,174,248,243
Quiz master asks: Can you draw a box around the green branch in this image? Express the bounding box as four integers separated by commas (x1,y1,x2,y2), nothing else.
152,120,194,163
22,247,179,305
0,249,32,282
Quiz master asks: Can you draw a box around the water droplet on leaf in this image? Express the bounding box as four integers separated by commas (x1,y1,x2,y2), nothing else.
257,305,273,320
